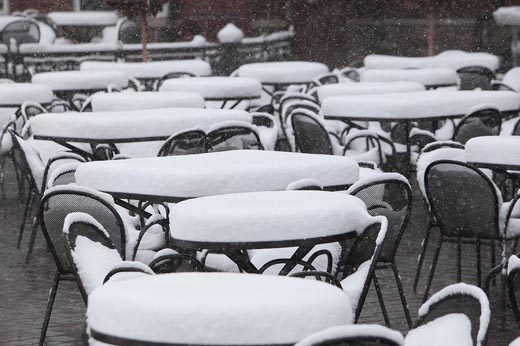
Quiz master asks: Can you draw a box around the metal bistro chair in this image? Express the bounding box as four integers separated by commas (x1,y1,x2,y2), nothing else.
154,71,196,91
452,107,501,145
2,19,40,76
457,66,495,91
347,173,413,328
157,129,207,157
422,160,520,302
118,18,141,44
37,185,128,345
207,122,264,152
294,325,404,346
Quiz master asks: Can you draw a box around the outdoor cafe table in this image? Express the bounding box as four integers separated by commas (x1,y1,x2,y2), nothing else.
466,136,520,171
169,191,376,274
360,68,459,89
74,151,359,203
322,90,520,170
90,91,205,112
87,273,353,346
32,70,128,100
47,11,119,43
159,77,262,108
30,108,270,158
0,83,53,125
316,81,425,102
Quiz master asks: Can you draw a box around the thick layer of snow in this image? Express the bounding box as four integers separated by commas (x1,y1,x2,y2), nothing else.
48,11,119,26
169,191,374,243
87,273,353,344
364,51,500,72
80,60,212,79
508,255,520,275
465,136,520,166
237,61,329,84
340,260,372,309
0,83,53,105
418,282,490,346
286,178,323,190
322,91,520,120
295,325,404,346
19,42,118,53
405,313,473,346
218,23,244,43
317,82,425,101
75,151,359,199
31,108,252,141
159,77,262,99
360,68,458,87
510,337,520,346
494,7,520,26
32,71,128,91
91,92,205,111
501,68,520,92
0,16,32,30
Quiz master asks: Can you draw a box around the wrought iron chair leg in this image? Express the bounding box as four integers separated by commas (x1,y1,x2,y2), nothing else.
39,271,60,346
513,239,519,254
491,239,496,286
484,263,502,294
423,236,443,303
17,189,33,249
456,235,462,282
476,238,482,287
392,262,412,328
508,274,520,322
26,215,40,263
373,273,391,327
413,221,432,293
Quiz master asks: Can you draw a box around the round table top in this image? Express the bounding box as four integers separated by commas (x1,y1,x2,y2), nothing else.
74,151,359,202
466,135,520,169
170,191,374,248
0,83,53,106
87,273,353,345
90,91,205,112
48,11,119,27
0,16,32,31
322,90,520,121
32,70,128,92
237,61,329,84
159,77,262,100
360,68,459,88
316,81,425,102
494,6,520,26
80,60,212,79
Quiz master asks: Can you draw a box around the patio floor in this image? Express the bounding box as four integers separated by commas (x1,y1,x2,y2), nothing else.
0,159,519,345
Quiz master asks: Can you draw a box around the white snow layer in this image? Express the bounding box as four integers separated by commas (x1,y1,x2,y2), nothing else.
19,42,119,54
321,91,519,119
91,92,205,111
75,151,359,198
404,313,473,346
364,51,500,72
80,60,212,79
494,7,520,26
317,82,425,101
237,61,329,84
501,67,520,92
86,272,353,344
508,255,520,275
32,71,128,91
217,23,244,43
48,11,119,26
159,77,262,99
360,68,459,87
465,136,520,166
295,325,404,346
0,83,53,105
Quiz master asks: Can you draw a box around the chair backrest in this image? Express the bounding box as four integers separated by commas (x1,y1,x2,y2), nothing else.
2,20,40,46
419,140,465,157
343,131,387,165
452,108,501,144
157,129,207,156
118,18,141,44
457,66,494,91
39,186,127,274
417,282,489,346
348,174,412,262
290,111,333,155
339,67,360,82
20,101,47,122
294,325,404,346
45,162,80,190
155,72,196,90
47,100,74,113
11,131,44,192
281,100,321,126
425,160,500,239
315,73,340,86
513,118,520,136
207,123,264,151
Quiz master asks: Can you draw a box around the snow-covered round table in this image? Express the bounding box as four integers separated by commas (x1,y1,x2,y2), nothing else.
48,11,119,27
75,151,359,202
88,273,353,345
466,136,520,171
90,91,205,112
316,81,425,102
0,83,53,107
170,191,378,273
360,68,459,89
159,77,262,108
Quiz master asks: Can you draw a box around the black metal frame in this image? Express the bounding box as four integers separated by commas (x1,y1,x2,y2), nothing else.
456,65,495,91
452,107,502,144
508,259,520,322
290,111,334,155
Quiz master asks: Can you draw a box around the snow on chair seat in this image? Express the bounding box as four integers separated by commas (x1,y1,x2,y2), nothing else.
87,273,353,345
405,313,473,346
90,91,205,112
295,325,404,346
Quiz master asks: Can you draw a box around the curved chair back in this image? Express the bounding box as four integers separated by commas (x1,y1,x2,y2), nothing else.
348,174,412,262
417,283,489,346
2,20,40,45
47,100,74,113
39,186,127,274
457,66,494,91
290,111,333,155
294,325,404,346
452,108,501,144
118,18,141,44
157,129,207,156
155,72,196,90
425,160,500,239
417,141,465,161
207,124,264,151
343,131,388,165
20,101,47,122
45,163,79,190
11,131,44,192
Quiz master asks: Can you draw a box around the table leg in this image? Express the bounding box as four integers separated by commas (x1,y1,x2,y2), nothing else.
228,100,242,109
220,100,228,109
404,120,412,175
223,249,260,273
278,244,315,276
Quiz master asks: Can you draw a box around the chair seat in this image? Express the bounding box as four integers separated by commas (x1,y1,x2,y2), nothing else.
500,202,520,239
340,260,371,310
404,313,473,346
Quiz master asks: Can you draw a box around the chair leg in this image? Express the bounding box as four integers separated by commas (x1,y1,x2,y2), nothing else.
413,221,433,293
392,262,412,328
508,275,520,322
372,273,391,327
16,190,32,249
491,239,497,286
26,215,40,263
423,236,443,303
513,239,519,255
39,271,60,346
456,235,461,283
476,238,482,287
